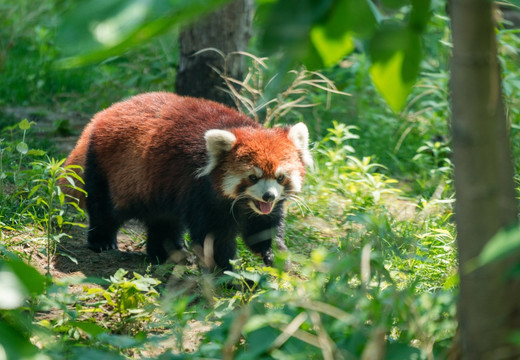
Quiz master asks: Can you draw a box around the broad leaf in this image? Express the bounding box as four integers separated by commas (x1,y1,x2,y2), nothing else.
409,0,432,32
257,0,330,61
369,23,421,112
56,0,233,68
381,0,409,9
310,25,355,67
18,118,32,130
70,321,106,337
260,0,377,69
0,322,39,359
0,270,26,309
475,224,520,269
6,257,47,296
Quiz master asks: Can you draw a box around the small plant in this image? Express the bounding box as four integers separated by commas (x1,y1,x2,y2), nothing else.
0,119,46,187
0,119,47,231
28,157,86,275
413,139,453,196
80,268,162,335
312,121,400,212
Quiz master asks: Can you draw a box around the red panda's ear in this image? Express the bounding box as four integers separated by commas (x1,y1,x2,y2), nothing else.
288,123,313,168
197,129,237,177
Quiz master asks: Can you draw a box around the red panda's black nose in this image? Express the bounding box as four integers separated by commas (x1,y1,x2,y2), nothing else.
262,191,276,202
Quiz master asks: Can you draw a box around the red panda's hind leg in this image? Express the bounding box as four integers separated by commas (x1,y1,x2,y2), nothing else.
87,219,120,252
84,187,121,252
84,147,121,252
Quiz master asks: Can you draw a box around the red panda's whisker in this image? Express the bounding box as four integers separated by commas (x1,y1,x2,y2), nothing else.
230,194,249,223
284,194,311,215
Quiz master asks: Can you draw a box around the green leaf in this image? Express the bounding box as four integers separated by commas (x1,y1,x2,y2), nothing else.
69,347,126,360
0,322,39,359
381,0,409,9
257,0,332,67
16,142,28,155
97,332,147,349
56,215,64,227
339,0,378,37
310,27,354,67
369,23,421,112
386,342,422,360
18,119,32,131
309,0,376,67
409,0,431,32
237,326,280,359
6,258,47,296
56,0,233,68
70,320,106,337
112,268,128,282
28,184,41,198
505,0,520,7
474,225,520,269
27,149,46,157
0,269,26,309
310,24,355,69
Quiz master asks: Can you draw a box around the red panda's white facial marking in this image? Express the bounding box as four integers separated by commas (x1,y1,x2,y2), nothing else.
246,178,283,215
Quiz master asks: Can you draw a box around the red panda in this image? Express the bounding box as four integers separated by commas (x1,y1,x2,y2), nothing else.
63,92,312,271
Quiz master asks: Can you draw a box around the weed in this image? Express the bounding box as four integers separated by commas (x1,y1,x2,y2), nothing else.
28,157,85,274
79,269,161,336
196,48,349,126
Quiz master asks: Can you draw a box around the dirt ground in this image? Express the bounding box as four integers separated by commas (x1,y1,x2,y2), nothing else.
54,224,150,279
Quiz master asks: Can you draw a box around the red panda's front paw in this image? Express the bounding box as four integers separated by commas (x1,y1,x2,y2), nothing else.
262,249,274,267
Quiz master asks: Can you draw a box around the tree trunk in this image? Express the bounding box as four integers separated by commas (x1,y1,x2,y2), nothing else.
175,0,253,107
450,1,520,358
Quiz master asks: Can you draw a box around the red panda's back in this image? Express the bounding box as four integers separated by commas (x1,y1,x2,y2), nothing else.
64,92,259,209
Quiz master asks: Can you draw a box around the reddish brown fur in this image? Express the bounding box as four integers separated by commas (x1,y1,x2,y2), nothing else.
231,127,304,177
61,92,310,267
63,92,261,208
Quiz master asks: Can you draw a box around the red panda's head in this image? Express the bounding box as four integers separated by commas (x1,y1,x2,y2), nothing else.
197,123,313,215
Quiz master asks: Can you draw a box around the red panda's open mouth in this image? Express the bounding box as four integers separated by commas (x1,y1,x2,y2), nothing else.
253,200,272,214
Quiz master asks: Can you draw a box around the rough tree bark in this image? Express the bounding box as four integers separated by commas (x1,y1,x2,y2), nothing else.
450,1,520,358
175,0,254,106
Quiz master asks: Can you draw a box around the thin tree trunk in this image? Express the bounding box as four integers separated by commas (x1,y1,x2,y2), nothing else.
175,0,253,106
450,1,520,358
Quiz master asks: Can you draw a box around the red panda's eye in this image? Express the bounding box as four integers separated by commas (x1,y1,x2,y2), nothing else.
249,175,259,183
277,175,285,184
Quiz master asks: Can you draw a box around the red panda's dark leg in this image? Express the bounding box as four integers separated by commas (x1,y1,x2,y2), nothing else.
190,227,238,271
84,147,120,252
87,218,120,252
240,205,287,266
212,232,237,272
145,219,184,264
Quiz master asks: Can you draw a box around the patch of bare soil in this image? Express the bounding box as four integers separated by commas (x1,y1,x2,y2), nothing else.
52,223,150,281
